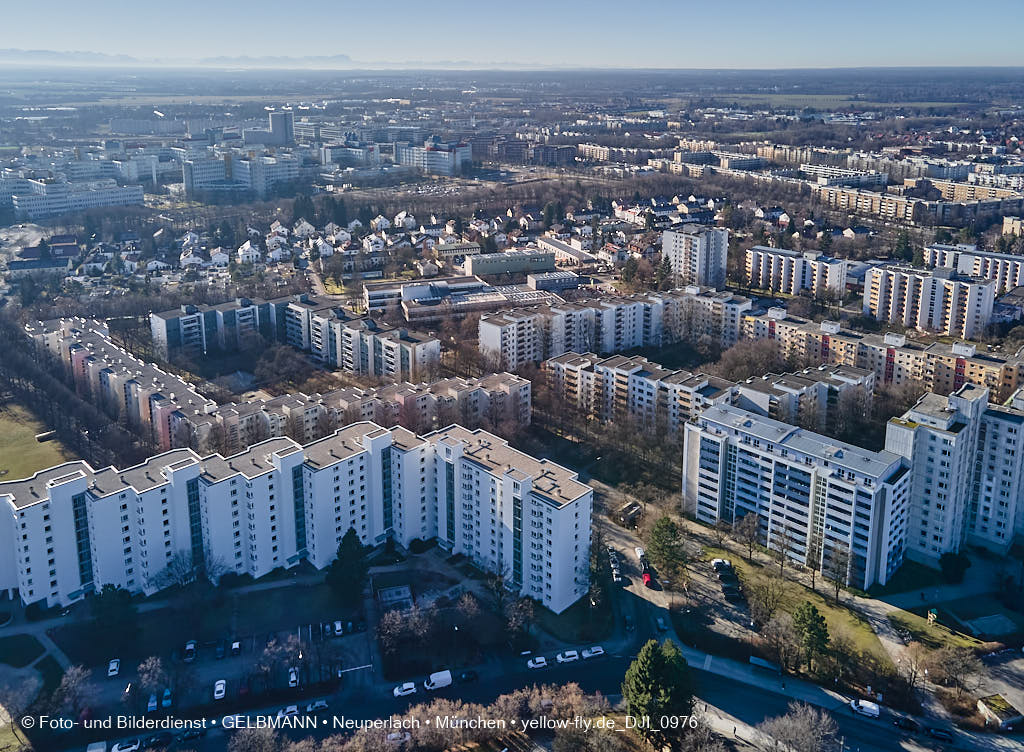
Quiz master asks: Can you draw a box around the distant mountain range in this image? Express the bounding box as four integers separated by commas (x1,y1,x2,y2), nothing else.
0,48,542,70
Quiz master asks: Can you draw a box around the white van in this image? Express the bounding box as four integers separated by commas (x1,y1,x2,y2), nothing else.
850,699,880,718
424,669,452,691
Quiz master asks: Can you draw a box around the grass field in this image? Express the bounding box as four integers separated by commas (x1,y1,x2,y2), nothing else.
703,546,894,670
0,634,45,668
868,559,945,597
535,598,613,644
0,403,73,481
887,609,983,651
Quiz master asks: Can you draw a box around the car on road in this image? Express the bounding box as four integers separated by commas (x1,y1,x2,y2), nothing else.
146,694,157,713
556,650,579,663
386,732,411,745
334,620,344,636
393,682,417,697
143,732,172,748
456,670,478,683
213,680,226,701
306,700,329,714
634,546,645,559
925,728,954,742
893,716,920,732
111,740,141,752
711,558,732,572
183,640,197,662
850,699,880,718
288,667,299,688
107,659,120,677
642,571,653,587
230,640,241,657
161,688,172,708
582,646,605,659
277,705,299,719
527,656,548,669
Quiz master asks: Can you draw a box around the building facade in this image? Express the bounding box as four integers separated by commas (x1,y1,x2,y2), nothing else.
0,423,591,614
661,226,728,289
745,246,848,297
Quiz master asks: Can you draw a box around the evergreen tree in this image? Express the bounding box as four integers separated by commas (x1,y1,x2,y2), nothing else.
655,256,674,290
291,194,315,224
646,516,687,582
621,256,640,284
792,601,829,670
622,640,695,751
894,230,913,263
325,528,369,606
819,228,833,254
331,197,349,227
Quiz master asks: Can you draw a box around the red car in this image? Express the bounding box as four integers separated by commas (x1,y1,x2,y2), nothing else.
642,572,652,587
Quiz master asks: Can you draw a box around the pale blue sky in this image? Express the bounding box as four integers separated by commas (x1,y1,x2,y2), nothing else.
5,0,1024,68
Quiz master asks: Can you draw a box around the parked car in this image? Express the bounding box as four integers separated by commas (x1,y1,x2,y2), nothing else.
925,728,954,742
642,572,653,587
107,659,120,678
456,670,478,683
306,700,329,714
893,716,920,732
111,740,141,752
634,546,646,559
160,688,172,709
277,705,299,719
656,617,668,631
177,728,206,742
146,694,157,713
215,641,226,660
230,640,241,657
612,572,623,584
393,682,417,697
527,656,548,669
850,700,880,718
334,620,344,636
386,732,411,745
288,667,299,688
213,680,226,701
556,650,579,663
711,558,732,572
183,640,197,663
582,646,605,659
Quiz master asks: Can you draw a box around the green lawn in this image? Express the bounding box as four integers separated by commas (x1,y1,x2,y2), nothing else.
0,403,74,481
887,609,982,651
702,546,894,670
0,634,45,668
868,559,945,597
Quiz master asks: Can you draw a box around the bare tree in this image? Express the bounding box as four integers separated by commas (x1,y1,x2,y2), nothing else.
757,701,838,752
900,641,931,691
761,613,801,671
822,542,851,603
929,646,983,698
52,665,96,718
137,656,168,696
228,726,280,752
748,573,788,625
770,526,797,578
0,676,41,745
732,512,761,562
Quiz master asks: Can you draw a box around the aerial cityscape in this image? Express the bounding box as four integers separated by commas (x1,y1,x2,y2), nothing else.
1,4,1024,752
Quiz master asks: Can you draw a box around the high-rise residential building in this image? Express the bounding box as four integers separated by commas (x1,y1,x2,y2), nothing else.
396,138,471,176
268,110,295,145
745,246,848,297
478,287,750,370
925,243,1024,295
885,384,1024,562
0,423,592,614
545,352,871,436
661,226,729,289
682,405,912,590
863,265,995,339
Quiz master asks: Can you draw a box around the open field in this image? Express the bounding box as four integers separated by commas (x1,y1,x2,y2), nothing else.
887,609,983,651
670,93,970,110
0,403,74,481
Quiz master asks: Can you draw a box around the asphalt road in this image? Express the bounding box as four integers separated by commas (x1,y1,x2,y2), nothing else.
85,653,941,752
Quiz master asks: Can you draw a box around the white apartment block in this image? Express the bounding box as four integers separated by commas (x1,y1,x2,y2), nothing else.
0,423,592,614
682,405,912,590
396,139,471,176
885,384,1024,563
478,287,750,369
863,265,995,339
545,352,871,436
739,309,1024,403
925,243,1024,295
661,226,729,289
12,179,145,219
745,246,848,297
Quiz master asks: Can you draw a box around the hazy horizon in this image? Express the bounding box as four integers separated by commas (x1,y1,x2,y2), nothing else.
4,0,1024,69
